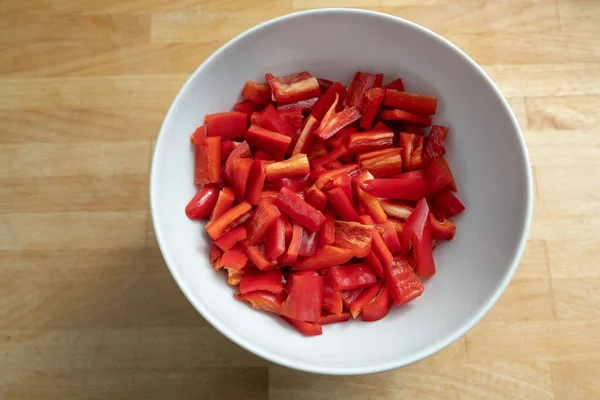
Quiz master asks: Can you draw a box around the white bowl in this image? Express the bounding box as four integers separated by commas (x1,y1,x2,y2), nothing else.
150,8,533,375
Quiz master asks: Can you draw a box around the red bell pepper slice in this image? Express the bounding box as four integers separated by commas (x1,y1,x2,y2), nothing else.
220,140,239,161
381,224,402,254
185,183,219,219
317,78,333,91
209,244,223,264
293,115,319,155
282,274,324,322
323,160,344,170
305,185,328,211
190,125,207,145
356,148,400,164
293,245,354,270
284,224,303,265
379,109,432,126
322,276,343,315
425,156,457,197
205,201,253,240
220,245,248,270
310,145,347,170
385,256,424,305
326,125,355,149
265,217,286,261
246,200,281,245
239,270,284,294
327,187,360,222
225,266,244,285
311,82,347,121
345,72,377,109
360,178,427,201
422,125,449,166
321,173,353,205
393,170,426,180
353,171,387,224
224,140,251,185
235,290,286,315
208,187,236,225
362,285,393,322
265,71,321,103
317,207,336,247
314,94,362,140
359,87,386,130
347,131,394,155
384,90,438,115
194,137,221,184
278,108,303,133
402,199,435,276
245,124,292,160
282,317,322,336
276,174,312,193
213,226,247,251
242,80,272,105
380,200,414,220
340,288,363,309
430,213,457,240
328,264,377,291
257,104,296,137
384,78,405,91
205,111,248,140
360,215,393,268
285,271,319,292
265,154,310,181
373,73,384,88
299,229,318,257
431,189,465,219
239,241,274,271
361,152,404,178
273,187,326,232
333,220,373,258
349,281,383,319
245,160,267,206
400,132,424,171
362,250,384,278
234,100,261,117
320,311,351,325
278,97,319,113
232,158,253,202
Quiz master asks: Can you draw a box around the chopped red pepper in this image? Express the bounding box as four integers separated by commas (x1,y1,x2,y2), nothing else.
282,317,322,336
234,100,261,117
385,256,424,305
402,199,435,276
430,214,457,240
293,115,319,155
232,158,253,202
277,174,312,193
328,264,377,291
373,73,384,88
333,220,373,258
347,131,394,155
310,145,347,170
265,154,310,181
185,184,219,219
239,270,284,294
299,229,318,257
360,152,404,178
278,108,303,133
194,137,221,184
220,245,248,270
345,72,377,109
326,126,355,149
209,187,236,224
340,288,364,309
356,148,401,164
206,201,253,240
284,224,303,265
318,207,336,247
245,124,292,160
245,160,267,206
236,290,286,315
353,171,387,224
322,276,343,315
246,200,281,245
305,185,328,211
362,250,384,278
425,156,457,197
380,200,414,220
311,82,347,121
384,78,405,91
213,226,247,251
265,217,286,261
190,125,207,146
360,215,393,268
273,187,326,232
381,224,402,254
205,111,248,140
359,87,386,130
431,189,465,219
282,273,324,322
314,94,361,140
239,241,274,271
393,170,426,180
400,132,424,171
257,104,296,138
224,140,251,185
278,97,319,113
384,90,438,115
349,281,382,319
242,80,271,105
209,244,223,264
422,125,449,166
327,187,360,222
379,109,432,126
265,71,321,103
293,245,354,270
319,311,351,325
220,140,239,161
307,138,328,160
317,78,333,91
361,179,427,201
362,285,393,322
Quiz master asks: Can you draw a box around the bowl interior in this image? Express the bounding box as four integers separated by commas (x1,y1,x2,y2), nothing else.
151,9,532,374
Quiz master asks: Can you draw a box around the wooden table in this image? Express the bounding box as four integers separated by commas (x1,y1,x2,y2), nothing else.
1,0,599,398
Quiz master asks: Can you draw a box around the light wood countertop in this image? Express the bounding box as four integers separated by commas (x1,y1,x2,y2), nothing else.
1,0,599,398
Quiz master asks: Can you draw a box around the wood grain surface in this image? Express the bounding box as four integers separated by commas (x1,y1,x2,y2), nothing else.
1,0,599,398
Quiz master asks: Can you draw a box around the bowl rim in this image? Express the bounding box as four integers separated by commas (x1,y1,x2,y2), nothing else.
150,7,534,375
